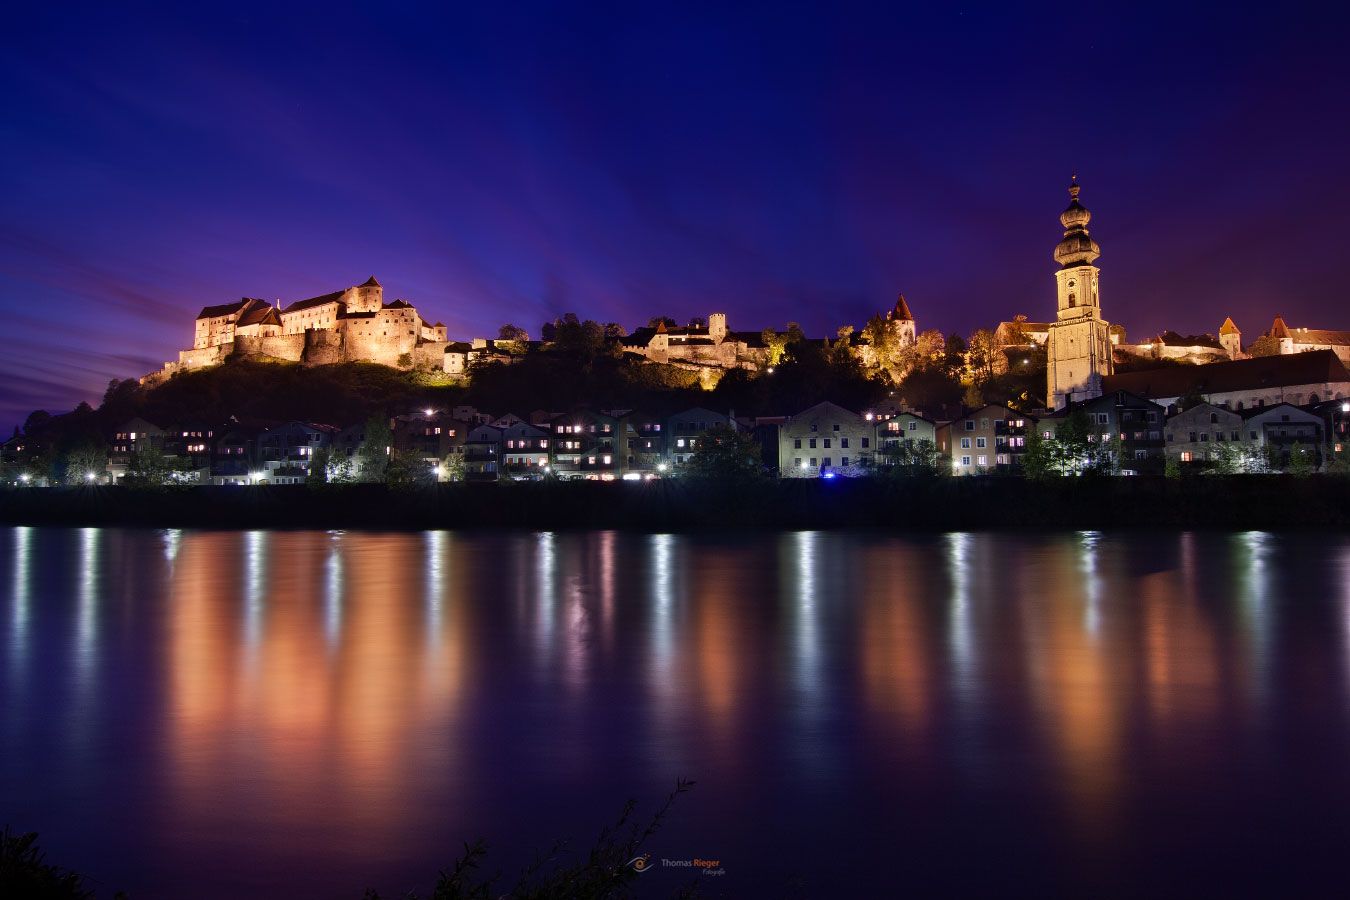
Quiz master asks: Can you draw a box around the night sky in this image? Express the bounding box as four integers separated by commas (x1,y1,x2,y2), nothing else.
3,4,1348,432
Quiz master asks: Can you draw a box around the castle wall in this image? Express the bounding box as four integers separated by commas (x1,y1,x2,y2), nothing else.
343,308,420,365
179,345,229,369
412,343,446,371
302,329,345,366
234,333,306,362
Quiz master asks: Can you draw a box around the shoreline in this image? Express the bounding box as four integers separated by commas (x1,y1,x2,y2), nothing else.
2,477,1348,531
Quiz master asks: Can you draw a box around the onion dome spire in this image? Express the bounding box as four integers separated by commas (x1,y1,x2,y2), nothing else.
1053,174,1101,268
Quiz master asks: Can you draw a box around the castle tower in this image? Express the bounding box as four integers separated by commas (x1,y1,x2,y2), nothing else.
1219,317,1242,359
708,312,728,343
348,275,384,313
1270,315,1294,355
1046,177,1114,409
889,293,917,346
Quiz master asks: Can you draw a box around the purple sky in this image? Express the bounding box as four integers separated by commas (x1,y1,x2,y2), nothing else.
3,4,1348,432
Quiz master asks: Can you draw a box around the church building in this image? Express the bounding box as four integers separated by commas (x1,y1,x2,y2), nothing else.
1046,178,1114,409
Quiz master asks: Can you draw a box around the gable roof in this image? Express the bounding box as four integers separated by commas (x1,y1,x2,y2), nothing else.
196,298,251,320
236,301,281,328
282,290,345,314
1154,330,1223,350
789,400,864,421
1239,401,1322,421
1220,316,1240,336
1102,350,1350,399
360,276,381,287
1288,327,1350,347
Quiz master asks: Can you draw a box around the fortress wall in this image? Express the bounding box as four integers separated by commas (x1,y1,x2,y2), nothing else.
302,329,345,366
412,343,446,371
178,345,229,370
234,333,306,362
344,308,420,366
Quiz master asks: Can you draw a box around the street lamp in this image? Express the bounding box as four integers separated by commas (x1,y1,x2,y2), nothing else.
19,473,30,484
424,407,434,417
85,472,96,482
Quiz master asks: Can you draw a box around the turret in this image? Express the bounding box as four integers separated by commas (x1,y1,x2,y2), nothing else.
1219,317,1242,359
349,275,384,313
708,312,727,343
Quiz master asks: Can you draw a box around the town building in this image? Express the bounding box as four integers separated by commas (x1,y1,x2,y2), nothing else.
1165,402,1325,468
107,417,167,481
1040,391,1167,473
666,407,730,466
500,421,551,479
779,401,874,477
1101,350,1350,412
548,410,622,479
463,424,504,481
257,422,337,484
937,404,1036,474
1046,178,1115,409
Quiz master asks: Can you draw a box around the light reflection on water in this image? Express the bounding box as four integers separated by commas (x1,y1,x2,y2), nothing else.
2,527,1350,898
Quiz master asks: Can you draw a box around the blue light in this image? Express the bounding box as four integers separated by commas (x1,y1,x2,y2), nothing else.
822,471,837,480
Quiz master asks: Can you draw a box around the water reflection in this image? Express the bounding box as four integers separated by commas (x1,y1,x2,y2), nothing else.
1,528,1349,897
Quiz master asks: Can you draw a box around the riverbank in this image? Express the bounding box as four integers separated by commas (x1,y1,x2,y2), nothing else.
2,476,1349,530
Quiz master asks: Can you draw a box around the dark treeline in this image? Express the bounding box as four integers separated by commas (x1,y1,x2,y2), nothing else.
3,476,1348,531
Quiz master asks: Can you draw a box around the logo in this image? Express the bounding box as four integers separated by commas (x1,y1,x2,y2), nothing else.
625,854,652,873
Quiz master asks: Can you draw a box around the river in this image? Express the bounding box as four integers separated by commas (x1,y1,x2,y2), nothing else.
2,528,1349,897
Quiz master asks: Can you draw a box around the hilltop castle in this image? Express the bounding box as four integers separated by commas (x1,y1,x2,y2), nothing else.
168,276,451,374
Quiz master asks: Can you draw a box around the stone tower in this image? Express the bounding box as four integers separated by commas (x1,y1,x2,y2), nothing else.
889,293,917,346
1046,177,1114,409
348,275,384,313
1219,317,1242,359
1270,315,1294,355
708,312,728,343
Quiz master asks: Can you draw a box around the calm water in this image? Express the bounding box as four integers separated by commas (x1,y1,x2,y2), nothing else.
2,528,1350,897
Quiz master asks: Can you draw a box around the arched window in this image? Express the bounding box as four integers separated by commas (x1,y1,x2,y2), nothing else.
1210,413,1218,423
1236,401,1245,410
1068,293,1077,307
1309,394,1319,403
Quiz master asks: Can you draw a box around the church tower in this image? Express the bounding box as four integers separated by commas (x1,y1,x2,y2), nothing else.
1046,177,1114,409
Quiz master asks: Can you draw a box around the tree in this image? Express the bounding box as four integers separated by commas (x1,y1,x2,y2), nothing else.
124,445,177,487
1029,409,1116,477
1020,430,1055,480
1247,334,1280,357
761,328,789,367
357,416,392,482
23,411,51,435
683,423,762,481
306,446,331,486
648,316,677,329
439,451,465,483
498,323,529,342
63,443,107,485
1287,441,1315,477
914,329,946,369
877,438,947,477
385,449,432,487
1177,385,1207,411
967,328,998,384
944,333,968,376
